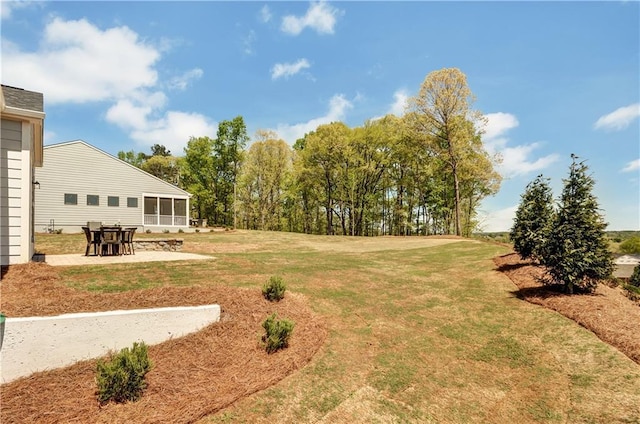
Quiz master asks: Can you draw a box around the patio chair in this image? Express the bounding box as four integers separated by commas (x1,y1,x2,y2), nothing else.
82,227,100,256
121,227,136,255
100,227,122,256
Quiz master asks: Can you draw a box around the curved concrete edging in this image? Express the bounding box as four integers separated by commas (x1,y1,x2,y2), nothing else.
0,305,220,383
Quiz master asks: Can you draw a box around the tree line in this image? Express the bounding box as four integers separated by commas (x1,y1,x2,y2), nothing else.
119,68,502,236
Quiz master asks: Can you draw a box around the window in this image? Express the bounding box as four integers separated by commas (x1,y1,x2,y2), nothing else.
174,198,187,216
127,197,138,208
64,193,77,205
108,196,119,207
87,195,99,206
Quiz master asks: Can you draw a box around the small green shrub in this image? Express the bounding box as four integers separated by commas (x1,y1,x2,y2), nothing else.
96,342,153,404
53,228,63,234
262,313,295,354
630,264,640,287
620,237,640,254
262,276,286,301
162,229,170,234
145,229,152,234
178,228,184,233
195,228,200,233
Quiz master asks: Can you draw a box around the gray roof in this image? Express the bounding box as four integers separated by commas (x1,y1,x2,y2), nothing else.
2,84,44,112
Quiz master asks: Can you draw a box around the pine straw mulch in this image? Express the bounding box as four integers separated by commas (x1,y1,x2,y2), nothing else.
0,263,327,424
494,252,640,365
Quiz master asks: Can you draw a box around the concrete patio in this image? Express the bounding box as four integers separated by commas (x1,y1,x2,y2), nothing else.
42,251,213,266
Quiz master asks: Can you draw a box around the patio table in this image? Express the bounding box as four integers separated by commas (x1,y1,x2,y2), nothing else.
82,226,138,256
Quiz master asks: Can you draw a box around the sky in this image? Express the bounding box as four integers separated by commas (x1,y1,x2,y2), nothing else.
1,1,638,231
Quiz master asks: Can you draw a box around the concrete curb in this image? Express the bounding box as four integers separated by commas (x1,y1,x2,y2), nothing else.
1,305,220,383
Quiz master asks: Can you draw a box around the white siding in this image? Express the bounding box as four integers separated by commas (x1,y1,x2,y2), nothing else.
1,119,24,265
34,141,190,233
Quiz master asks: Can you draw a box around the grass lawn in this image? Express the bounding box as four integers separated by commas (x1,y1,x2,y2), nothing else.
35,231,640,423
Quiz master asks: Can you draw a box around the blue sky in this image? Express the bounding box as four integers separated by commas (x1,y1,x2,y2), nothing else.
2,1,638,231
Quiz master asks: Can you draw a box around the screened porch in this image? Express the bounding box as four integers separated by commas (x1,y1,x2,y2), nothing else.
143,196,188,227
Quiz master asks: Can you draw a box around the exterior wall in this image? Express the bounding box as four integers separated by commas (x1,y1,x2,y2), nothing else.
1,119,34,265
34,141,190,233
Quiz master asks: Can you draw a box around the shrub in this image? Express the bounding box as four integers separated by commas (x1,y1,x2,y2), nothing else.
178,229,184,233
145,229,152,234
53,228,63,234
262,276,286,301
195,229,200,233
96,342,153,404
630,264,640,287
262,313,295,354
163,229,170,234
620,237,640,255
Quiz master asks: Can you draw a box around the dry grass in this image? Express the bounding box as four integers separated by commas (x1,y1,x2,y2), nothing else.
2,232,640,423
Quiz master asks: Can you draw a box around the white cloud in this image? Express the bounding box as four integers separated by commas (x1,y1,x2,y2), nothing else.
389,89,409,117
483,112,559,177
482,112,519,145
371,89,409,121
0,0,33,20
499,143,560,177
260,5,272,23
130,111,217,155
281,1,341,35
622,158,640,173
271,58,311,80
106,101,216,154
477,205,518,233
3,16,217,154
594,103,640,131
2,17,159,104
243,30,256,55
168,68,203,91
275,94,353,143
106,100,153,131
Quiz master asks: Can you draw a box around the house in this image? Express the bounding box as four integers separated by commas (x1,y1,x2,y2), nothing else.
1,85,45,266
34,140,191,233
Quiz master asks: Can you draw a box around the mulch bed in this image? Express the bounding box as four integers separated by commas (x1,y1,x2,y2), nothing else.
0,263,327,423
494,252,640,365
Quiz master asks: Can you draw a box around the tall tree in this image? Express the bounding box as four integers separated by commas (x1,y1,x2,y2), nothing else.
288,137,323,234
298,122,350,235
510,175,554,262
141,155,180,185
181,136,216,222
543,155,613,294
213,116,249,227
237,130,292,230
407,68,486,236
117,150,147,168
150,144,171,157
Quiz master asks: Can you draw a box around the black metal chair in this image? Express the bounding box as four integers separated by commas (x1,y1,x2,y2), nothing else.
100,227,122,256
82,227,100,256
121,228,136,255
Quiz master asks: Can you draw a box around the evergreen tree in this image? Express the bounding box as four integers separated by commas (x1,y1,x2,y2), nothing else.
630,264,640,288
543,155,613,294
510,175,554,262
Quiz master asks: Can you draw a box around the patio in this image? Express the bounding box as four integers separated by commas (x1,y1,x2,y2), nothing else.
41,251,213,266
